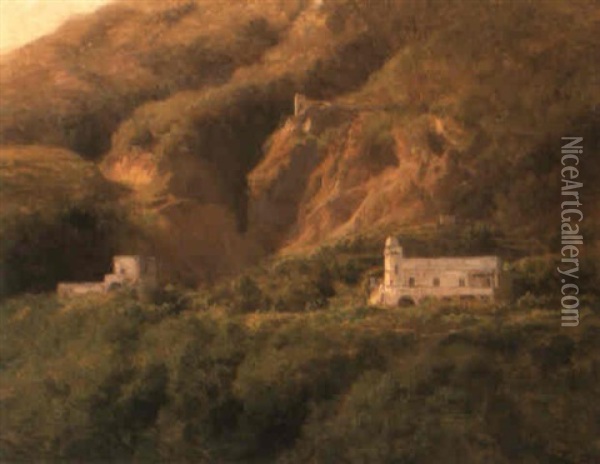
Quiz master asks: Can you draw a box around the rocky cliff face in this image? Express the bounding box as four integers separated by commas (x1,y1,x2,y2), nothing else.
248,105,450,252
1,0,599,294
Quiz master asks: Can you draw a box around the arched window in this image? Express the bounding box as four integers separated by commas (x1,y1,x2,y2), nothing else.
459,278,465,287
433,277,440,287
394,265,398,275
408,277,415,287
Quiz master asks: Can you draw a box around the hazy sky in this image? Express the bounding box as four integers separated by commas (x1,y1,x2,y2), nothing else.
0,0,111,53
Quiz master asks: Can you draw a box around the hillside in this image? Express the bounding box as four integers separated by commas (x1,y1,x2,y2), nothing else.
0,0,599,290
0,146,136,296
1,1,600,461
249,0,600,253
0,244,599,462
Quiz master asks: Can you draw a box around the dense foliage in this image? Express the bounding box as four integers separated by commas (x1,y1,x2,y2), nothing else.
1,1,598,461
1,245,598,463
0,147,138,298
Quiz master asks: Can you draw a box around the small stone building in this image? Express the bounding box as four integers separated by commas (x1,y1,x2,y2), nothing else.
57,255,157,298
370,237,510,306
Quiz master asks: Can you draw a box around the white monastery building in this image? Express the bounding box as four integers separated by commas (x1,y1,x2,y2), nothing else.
370,237,511,306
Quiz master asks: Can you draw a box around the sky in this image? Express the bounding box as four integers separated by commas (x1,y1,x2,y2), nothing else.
0,0,111,53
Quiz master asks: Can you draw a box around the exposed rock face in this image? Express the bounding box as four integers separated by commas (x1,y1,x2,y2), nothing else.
1,0,599,292
92,1,395,282
248,108,451,252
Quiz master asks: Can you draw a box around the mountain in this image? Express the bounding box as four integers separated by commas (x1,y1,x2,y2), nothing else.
1,0,599,295
1,2,600,461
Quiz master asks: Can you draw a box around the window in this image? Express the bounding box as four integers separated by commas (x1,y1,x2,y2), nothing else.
394,265,398,275
408,277,415,287
469,273,493,288
459,278,465,287
433,277,440,287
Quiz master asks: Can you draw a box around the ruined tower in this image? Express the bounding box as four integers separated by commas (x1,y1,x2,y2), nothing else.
294,93,308,116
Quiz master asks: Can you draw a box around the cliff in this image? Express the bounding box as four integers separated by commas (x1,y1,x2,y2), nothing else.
1,0,599,293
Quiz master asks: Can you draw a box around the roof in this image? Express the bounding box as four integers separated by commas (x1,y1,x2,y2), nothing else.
399,256,500,271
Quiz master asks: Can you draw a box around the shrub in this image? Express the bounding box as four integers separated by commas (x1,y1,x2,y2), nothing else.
231,276,264,313
358,113,398,173
511,256,558,299
531,334,576,376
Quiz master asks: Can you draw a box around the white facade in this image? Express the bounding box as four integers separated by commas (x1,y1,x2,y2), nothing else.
57,255,157,298
108,256,157,291
370,237,510,306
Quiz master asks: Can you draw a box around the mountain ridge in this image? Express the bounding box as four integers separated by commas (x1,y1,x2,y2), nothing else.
1,0,599,295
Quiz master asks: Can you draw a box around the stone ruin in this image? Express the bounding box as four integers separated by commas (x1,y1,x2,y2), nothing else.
293,93,338,117
292,93,350,135
57,255,157,298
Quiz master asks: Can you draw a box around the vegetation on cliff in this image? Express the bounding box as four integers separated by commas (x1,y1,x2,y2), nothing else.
1,2,599,460
1,0,597,291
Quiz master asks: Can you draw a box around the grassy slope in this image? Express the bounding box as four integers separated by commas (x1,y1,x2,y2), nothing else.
1,0,400,289
0,277,598,462
0,0,300,158
0,146,136,296
0,146,112,216
1,4,599,459
1,236,599,461
355,0,600,237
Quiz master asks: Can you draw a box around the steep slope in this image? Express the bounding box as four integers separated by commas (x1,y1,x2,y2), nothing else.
1,285,599,462
248,0,600,254
0,0,297,158
98,0,400,282
1,0,599,293
0,146,132,296
1,0,398,288
249,107,445,251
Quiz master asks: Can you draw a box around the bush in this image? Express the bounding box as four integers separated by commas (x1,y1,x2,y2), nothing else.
358,113,398,173
2,292,600,462
510,256,558,299
270,278,325,312
231,276,264,313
